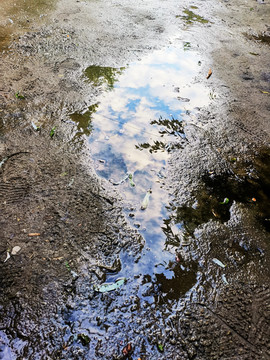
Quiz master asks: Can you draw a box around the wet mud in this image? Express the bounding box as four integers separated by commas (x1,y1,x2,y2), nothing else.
0,0,270,358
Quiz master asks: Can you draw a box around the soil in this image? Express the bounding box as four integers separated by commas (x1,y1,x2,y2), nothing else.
0,0,269,359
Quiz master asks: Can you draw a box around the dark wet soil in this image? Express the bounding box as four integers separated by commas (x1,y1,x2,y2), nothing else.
0,0,270,358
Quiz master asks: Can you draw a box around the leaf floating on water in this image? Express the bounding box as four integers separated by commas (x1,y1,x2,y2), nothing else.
141,189,152,210
122,343,132,356
128,173,136,187
78,333,90,346
94,277,126,293
11,246,21,255
4,251,10,263
212,258,226,268
206,69,212,79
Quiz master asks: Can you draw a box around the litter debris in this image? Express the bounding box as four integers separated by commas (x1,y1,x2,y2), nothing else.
15,91,25,99
141,189,152,210
212,258,226,268
4,251,10,263
128,173,136,187
50,126,56,138
206,68,212,79
67,178,74,187
122,343,132,356
31,121,40,131
94,277,126,293
0,157,8,169
220,197,229,205
28,233,41,236
11,246,21,255
221,274,229,284
78,333,90,346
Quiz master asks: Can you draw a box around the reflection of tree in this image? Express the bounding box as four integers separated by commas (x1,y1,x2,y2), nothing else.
155,258,197,303
135,116,187,153
84,65,125,90
150,116,185,137
70,103,99,140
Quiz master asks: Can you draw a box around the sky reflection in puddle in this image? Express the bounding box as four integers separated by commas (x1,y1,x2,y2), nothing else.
83,46,210,297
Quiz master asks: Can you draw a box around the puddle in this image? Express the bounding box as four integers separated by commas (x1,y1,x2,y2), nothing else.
70,45,211,298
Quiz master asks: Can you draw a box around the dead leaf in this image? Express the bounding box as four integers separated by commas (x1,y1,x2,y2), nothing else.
28,233,41,236
122,343,132,356
206,68,212,79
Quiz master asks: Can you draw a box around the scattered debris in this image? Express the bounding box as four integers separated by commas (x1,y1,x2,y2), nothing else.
11,246,21,255
128,173,136,187
67,178,74,187
221,274,229,284
0,157,8,169
206,69,212,79
50,126,56,138
122,343,132,356
4,251,10,263
78,333,90,346
94,277,126,293
220,197,229,205
31,121,40,131
15,91,25,99
141,189,152,210
212,258,226,268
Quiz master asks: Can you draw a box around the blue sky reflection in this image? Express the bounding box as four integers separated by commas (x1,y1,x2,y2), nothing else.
87,46,210,294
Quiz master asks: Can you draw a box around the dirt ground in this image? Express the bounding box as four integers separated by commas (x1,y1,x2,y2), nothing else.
0,0,269,359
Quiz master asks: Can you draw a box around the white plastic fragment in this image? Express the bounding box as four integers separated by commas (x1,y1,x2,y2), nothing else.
4,252,10,263
11,246,21,255
212,258,226,268
221,274,229,284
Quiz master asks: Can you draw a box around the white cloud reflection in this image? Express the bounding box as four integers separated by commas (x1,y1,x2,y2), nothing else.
88,46,209,270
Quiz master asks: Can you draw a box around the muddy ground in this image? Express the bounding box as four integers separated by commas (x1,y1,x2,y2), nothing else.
0,0,270,359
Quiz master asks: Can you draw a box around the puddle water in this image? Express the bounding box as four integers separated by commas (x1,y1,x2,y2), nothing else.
71,46,211,296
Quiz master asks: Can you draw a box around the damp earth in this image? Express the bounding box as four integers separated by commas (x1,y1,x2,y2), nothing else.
0,0,270,359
